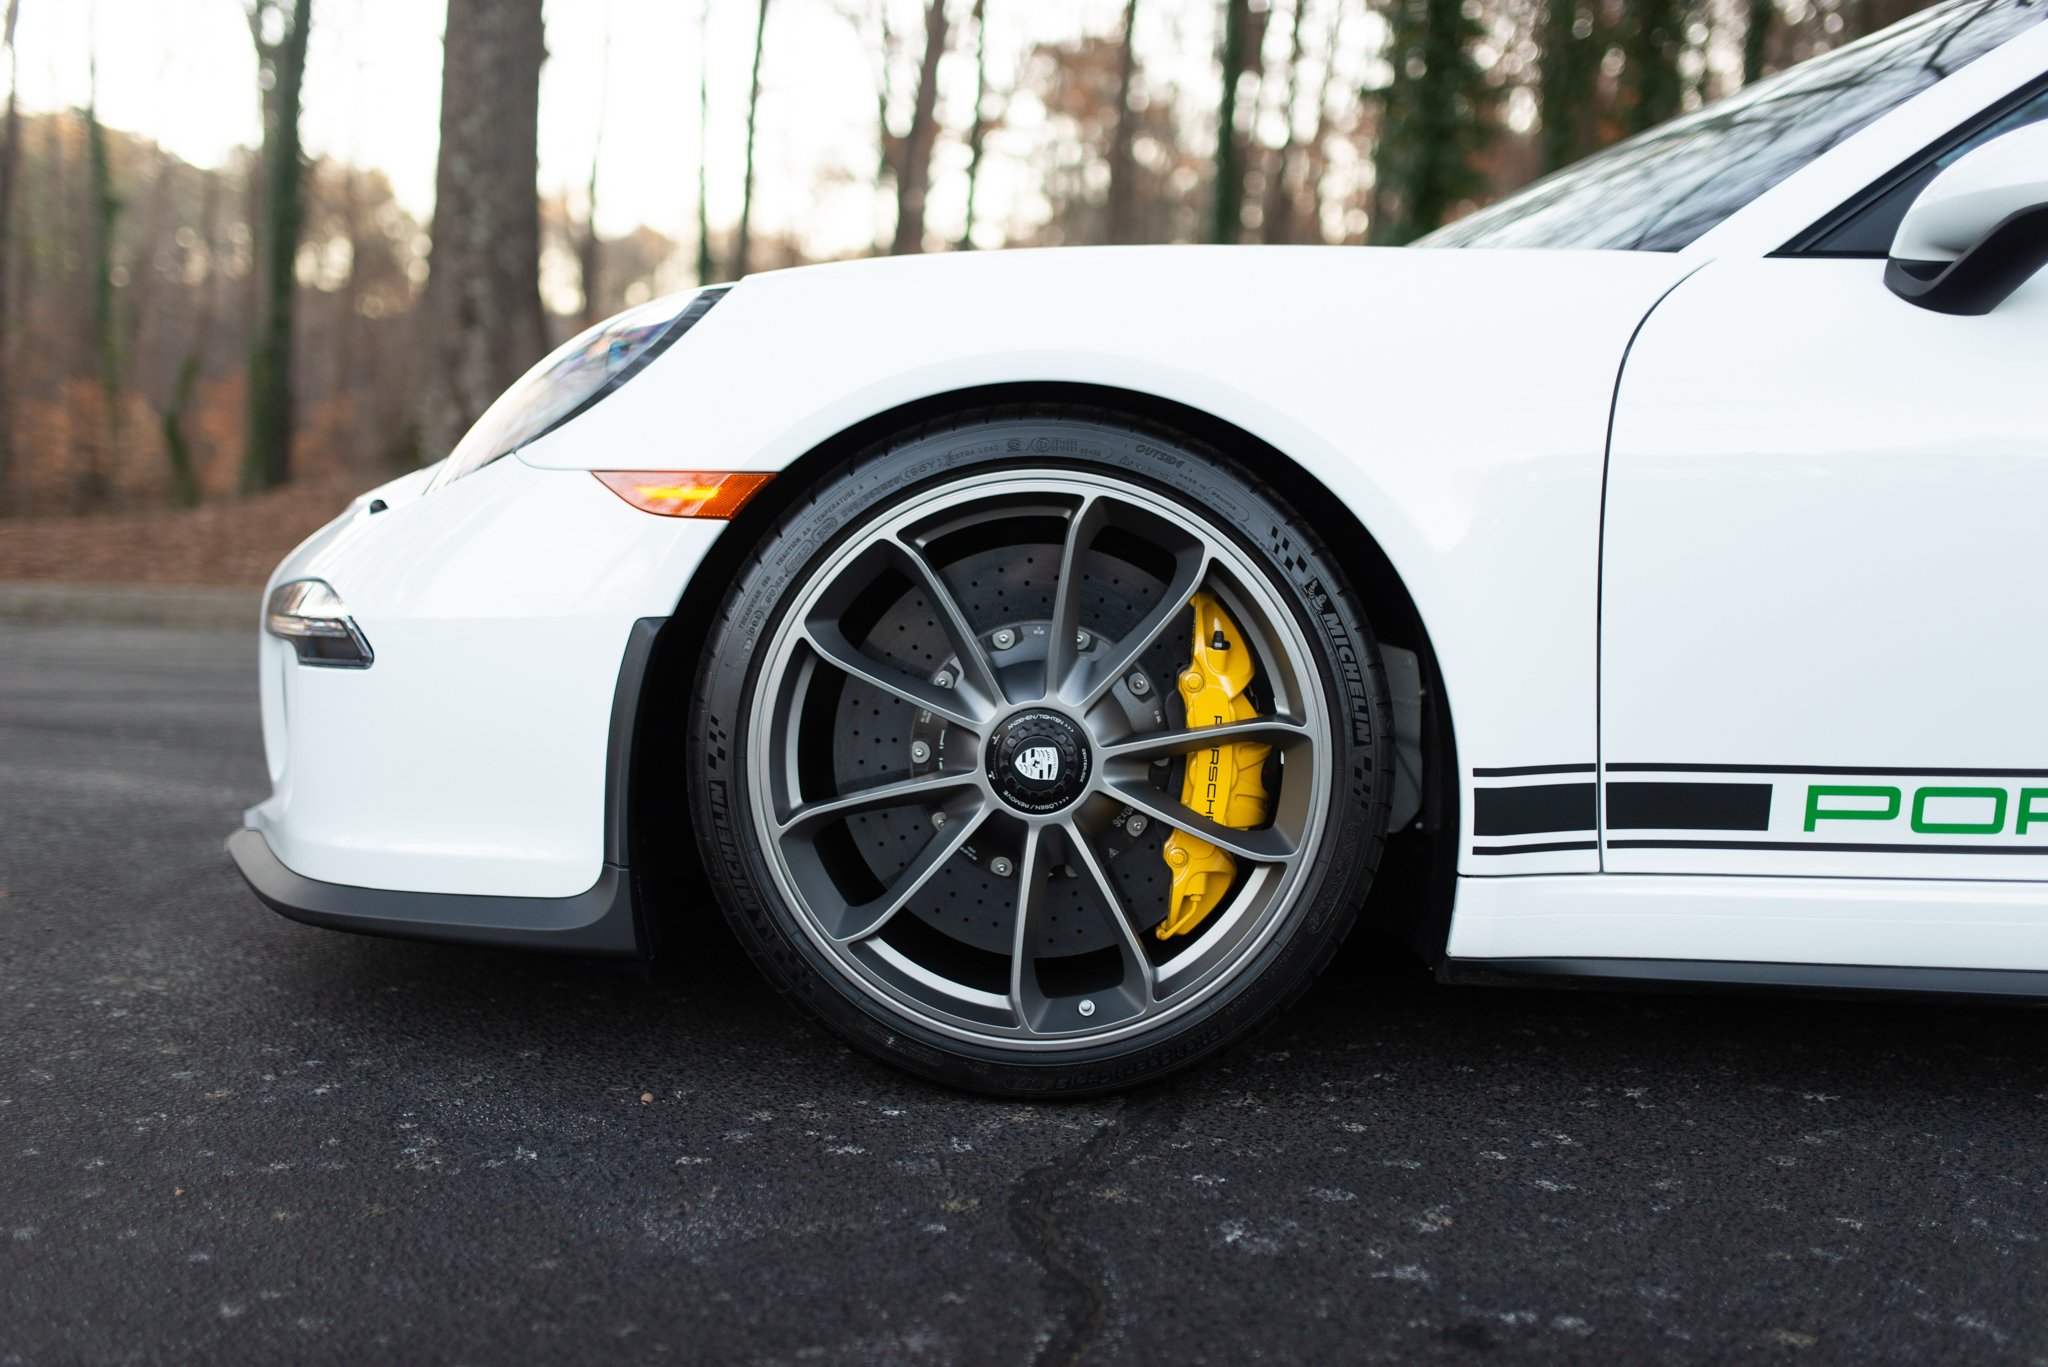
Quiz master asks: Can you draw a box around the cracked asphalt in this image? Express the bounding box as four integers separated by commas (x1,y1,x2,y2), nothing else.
6,620,2048,1365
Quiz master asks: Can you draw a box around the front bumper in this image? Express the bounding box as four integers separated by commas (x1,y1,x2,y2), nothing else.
231,448,726,949
228,827,640,956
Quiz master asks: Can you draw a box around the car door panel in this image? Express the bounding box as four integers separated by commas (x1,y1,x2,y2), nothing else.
1601,256,2048,885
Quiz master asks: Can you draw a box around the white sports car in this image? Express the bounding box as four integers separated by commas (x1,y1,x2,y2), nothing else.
231,0,2048,1095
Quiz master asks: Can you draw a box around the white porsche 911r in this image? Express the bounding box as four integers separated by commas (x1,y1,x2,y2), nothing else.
230,0,2048,1095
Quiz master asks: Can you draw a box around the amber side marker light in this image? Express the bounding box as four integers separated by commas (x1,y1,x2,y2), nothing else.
594,471,774,519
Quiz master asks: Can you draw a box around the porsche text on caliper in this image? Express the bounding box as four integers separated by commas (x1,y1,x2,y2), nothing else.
1157,592,1272,938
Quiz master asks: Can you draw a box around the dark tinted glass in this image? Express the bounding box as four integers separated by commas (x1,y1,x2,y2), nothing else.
1420,0,2044,252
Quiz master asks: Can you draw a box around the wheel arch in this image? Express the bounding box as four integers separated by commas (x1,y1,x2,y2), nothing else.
628,381,1460,968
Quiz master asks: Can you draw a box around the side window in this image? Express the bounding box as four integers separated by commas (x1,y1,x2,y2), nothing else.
1790,80,2048,256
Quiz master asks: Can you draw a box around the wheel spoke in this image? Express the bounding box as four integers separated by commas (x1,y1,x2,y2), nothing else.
1006,824,1053,1032
1042,494,1109,700
1064,542,1210,711
1098,715,1313,768
802,622,985,731
884,535,1006,709
827,802,991,943
1098,774,1299,864
777,772,982,837
1064,820,1157,1007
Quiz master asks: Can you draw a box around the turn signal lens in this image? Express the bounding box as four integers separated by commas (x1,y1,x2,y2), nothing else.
265,579,375,669
594,471,773,519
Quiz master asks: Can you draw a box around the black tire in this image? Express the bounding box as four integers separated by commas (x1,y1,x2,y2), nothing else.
687,406,1392,1096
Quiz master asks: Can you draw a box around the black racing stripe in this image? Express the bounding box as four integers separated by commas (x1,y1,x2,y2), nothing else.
1470,840,1600,856
1473,782,1597,836
1608,762,2048,777
1606,781,1773,832
1609,838,2048,856
1471,762,1597,778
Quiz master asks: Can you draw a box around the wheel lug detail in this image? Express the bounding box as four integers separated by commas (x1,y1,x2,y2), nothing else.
1126,814,1148,837
933,670,954,688
1078,999,1096,1018
989,856,1014,877
932,811,947,828
1075,630,1091,649
1127,673,1150,696
991,628,1017,650
910,740,932,764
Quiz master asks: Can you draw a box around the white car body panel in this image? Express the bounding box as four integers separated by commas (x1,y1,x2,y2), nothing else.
524,246,1694,878
242,10,2048,988
1603,258,2048,888
252,455,723,896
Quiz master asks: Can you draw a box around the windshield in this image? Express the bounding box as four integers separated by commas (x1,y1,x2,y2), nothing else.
1420,0,2044,251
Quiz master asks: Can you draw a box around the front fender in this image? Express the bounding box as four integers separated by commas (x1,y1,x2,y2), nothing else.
522,245,1694,874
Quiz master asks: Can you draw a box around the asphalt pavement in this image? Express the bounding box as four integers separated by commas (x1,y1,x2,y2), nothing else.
5,619,2048,1365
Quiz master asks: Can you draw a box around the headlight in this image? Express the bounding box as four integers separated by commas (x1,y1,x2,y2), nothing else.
428,286,729,490
266,579,374,669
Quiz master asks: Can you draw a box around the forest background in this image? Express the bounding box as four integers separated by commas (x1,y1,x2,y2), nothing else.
0,0,1939,582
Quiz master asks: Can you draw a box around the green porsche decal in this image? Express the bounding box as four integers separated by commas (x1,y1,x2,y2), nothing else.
1805,784,2048,835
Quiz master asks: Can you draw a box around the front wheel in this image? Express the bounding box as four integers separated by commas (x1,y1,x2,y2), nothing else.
689,409,1392,1095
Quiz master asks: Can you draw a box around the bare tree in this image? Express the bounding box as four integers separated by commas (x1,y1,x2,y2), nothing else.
161,173,222,508
1262,0,1312,244
242,0,312,493
695,0,714,284
1744,0,1775,83
891,0,952,254
1104,0,1141,244
417,0,549,465
83,51,119,508
733,0,771,278
0,0,22,513
1211,0,1251,243
958,0,989,249
1540,0,1603,172
577,24,610,329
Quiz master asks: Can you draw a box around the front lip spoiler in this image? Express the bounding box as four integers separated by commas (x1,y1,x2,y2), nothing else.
226,827,642,957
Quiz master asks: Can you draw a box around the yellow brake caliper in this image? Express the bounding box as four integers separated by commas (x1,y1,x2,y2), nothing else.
1157,592,1271,939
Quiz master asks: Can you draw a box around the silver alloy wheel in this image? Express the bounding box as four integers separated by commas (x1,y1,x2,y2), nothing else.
745,471,1333,1051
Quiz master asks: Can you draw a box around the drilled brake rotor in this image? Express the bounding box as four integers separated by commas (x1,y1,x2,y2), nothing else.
832,539,1190,957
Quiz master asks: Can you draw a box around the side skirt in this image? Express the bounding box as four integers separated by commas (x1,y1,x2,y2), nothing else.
1440,955,2048,1004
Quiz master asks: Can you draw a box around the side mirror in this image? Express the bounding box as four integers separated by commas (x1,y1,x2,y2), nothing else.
1886,120,2048,316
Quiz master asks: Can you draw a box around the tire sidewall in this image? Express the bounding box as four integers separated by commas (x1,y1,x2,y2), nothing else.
689,412,1390,1095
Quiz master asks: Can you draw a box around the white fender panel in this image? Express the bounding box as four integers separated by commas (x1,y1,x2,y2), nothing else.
525,245,1693,876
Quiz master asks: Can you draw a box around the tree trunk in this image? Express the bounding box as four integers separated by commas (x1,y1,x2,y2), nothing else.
1261,0,1311,244
891,0,950,256
1211,0,1250,244
1300,0,1346,243
577,27,608,329
242,0,312,493
162,173,221,509
1622,0,1686,134
695,0,714,284
1538,1,1600,172
1743,0,1774,83
0,0,22,514
1369,0,1490,245
958,0,988,250
733,0,771,278
83,57,120,509
416,0,548,466
1105,0,1140,245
